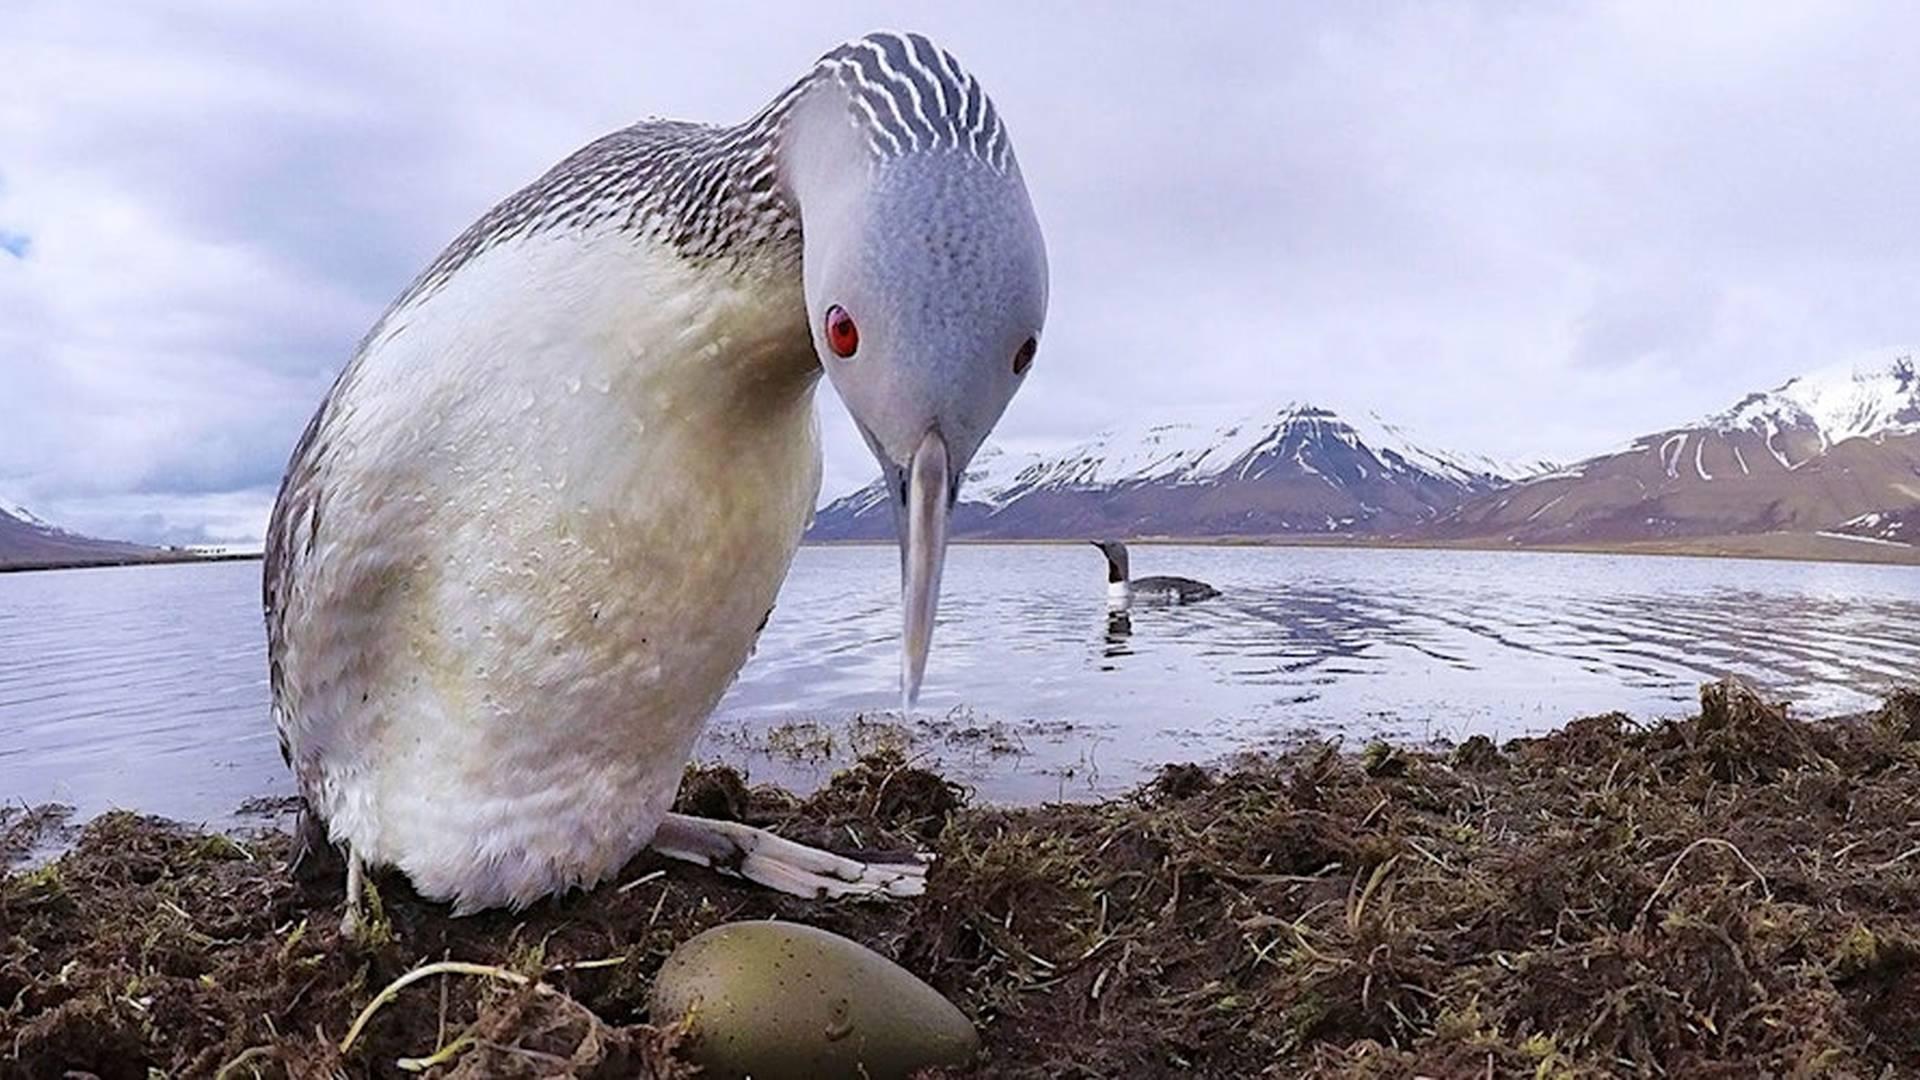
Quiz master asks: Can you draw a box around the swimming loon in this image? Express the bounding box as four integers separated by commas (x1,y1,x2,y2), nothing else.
1090,540,1219,605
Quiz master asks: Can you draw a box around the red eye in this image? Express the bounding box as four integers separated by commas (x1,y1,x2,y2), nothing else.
825,305,859,358
1013,336,1038,375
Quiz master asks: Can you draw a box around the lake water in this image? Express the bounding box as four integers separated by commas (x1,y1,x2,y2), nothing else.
1,545,1915,826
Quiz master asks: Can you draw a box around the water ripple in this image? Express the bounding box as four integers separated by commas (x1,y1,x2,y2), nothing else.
712,545,1920,799
2,547,1916,819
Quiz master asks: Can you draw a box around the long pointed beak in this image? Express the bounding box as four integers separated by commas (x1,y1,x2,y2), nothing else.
899,429,951,708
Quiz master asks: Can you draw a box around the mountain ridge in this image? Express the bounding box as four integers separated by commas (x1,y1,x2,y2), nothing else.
810,350,1920,555
0,498,159,568
1430,351,1920,548
810,403,1536,540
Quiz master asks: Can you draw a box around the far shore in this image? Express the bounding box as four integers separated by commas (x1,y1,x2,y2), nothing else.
810,529,1920,567
5,528,1915,576
0,550,264,575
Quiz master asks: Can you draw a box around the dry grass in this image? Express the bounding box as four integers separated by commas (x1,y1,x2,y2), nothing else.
5,680,1919,1077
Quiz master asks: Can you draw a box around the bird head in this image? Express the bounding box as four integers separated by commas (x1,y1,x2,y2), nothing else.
1089,540,1130,584
781,34,1048,704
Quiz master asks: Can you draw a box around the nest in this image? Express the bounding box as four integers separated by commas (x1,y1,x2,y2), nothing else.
5,681,1919,1078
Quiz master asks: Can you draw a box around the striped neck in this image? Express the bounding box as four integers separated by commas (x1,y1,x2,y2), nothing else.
389,31,1013,319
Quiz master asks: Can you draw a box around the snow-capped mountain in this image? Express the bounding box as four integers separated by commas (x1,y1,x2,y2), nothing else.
1433,351,1920,547
1712,353,1920,452
811,404,1535,540
1,499,47,528
0,498,155,567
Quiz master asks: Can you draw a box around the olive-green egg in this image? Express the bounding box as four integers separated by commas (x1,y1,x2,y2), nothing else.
649,920,978,1079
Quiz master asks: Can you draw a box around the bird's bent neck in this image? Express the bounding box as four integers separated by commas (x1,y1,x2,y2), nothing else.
346,31,1034,453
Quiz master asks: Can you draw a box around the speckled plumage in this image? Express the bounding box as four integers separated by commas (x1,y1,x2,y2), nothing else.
264,29,1015,768
263,30,1035,912
386,30,1009,316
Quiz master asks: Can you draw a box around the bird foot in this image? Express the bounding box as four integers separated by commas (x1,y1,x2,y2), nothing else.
337,848,390,943
651,812,928,899
339,847,366,938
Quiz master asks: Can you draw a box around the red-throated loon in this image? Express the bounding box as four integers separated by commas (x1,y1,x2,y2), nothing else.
1090,540,1219,605
263,31,1047,926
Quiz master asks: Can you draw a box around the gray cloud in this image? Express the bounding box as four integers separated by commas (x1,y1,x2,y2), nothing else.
4,2,1918,542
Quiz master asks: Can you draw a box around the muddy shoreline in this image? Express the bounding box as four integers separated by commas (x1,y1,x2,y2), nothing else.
5,680,1919,1078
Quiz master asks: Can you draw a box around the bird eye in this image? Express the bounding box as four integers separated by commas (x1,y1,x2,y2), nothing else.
825,305,859,358
1013,336,1038,375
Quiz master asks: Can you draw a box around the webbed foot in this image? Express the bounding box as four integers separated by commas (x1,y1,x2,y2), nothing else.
650,813,928,899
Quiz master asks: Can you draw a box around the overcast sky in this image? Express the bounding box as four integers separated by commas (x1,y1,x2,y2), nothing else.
4,2,1918,545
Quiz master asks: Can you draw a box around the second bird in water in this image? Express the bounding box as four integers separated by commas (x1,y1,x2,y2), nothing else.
1091,540,1220,605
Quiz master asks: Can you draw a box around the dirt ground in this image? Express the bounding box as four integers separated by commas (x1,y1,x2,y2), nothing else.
4,678,1919,1078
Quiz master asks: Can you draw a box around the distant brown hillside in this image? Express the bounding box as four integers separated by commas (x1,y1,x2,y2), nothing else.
1426,356,1920,552
0,505,157,569
1429,427,1920,545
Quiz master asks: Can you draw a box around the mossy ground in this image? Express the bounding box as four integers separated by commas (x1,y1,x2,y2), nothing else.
4,680,1919,1078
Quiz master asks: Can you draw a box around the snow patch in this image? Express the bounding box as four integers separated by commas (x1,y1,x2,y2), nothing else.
1709,349,1920,447
1835,510,1913,544
1815,530,1912,549
1659,433,1687,479
1764,427,1796,471
1524,491,1570,523
0,498,49,528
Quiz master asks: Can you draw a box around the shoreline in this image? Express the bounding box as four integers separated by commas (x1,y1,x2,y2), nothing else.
6,680,1917,1077
809,530,1920,567
0,550,264,575
6,533,1915,574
